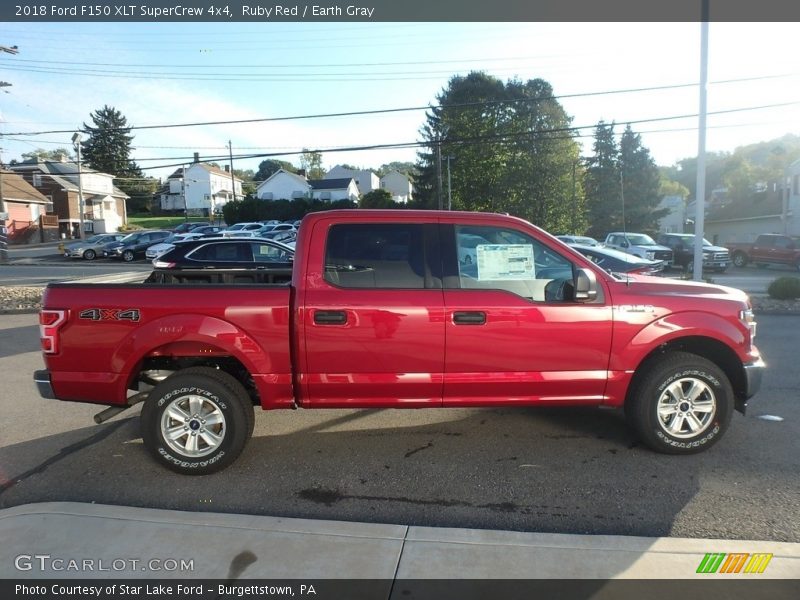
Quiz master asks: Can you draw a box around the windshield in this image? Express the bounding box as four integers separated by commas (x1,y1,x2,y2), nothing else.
626,234,657,246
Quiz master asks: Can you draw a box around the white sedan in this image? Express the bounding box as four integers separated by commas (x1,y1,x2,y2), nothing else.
145,232,205,260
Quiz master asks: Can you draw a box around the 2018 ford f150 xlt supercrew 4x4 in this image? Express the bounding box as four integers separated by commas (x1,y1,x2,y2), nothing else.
34,211,765,474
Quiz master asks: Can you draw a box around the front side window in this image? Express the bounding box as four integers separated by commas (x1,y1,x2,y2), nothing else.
324,223,426,289
454,225,573,302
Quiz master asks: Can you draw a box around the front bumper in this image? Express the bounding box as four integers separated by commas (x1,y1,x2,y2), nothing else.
33,370,57,400
743,357,766,399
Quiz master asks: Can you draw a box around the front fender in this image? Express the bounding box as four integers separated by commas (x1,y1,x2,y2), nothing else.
613,310,747,373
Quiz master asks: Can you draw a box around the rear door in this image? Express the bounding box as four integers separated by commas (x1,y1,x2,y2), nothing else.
299,219,445,407
441,221,613,406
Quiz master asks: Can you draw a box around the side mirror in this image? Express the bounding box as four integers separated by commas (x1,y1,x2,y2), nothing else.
574,268,599,302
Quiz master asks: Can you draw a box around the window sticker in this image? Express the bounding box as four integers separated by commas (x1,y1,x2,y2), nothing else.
476,244,535,280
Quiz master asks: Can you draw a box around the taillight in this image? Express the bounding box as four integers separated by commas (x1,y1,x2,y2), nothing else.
39,309,67,354
152,260,175,268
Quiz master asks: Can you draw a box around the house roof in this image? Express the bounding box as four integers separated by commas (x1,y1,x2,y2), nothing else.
706,193,783,223
189,162,243,182
309,178,354,191
256,168,310,191
0,170,50,204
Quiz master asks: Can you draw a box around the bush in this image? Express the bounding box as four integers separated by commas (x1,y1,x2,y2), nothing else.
767,277,800,300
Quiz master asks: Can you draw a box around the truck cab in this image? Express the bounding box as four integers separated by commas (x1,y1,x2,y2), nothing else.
604,232,673,267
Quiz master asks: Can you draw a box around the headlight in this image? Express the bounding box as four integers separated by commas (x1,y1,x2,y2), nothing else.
645,251,655,259
740,308,756,340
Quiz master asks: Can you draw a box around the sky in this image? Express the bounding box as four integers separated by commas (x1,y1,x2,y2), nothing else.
0,22,798,182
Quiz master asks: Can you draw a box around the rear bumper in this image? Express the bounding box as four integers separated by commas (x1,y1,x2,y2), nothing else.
33,369,57,400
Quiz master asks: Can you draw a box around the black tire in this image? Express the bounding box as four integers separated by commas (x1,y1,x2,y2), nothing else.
83,249,96,261
141,367,255,474
625,352,733,454
732,252,747,268
122,249,135,262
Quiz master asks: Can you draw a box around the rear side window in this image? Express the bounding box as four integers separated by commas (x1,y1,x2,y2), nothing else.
324,224,426,289
252,242,292,262
189,242,253,262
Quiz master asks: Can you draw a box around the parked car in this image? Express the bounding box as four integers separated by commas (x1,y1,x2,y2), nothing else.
145,232,207,261
221,222,263,237
61,233,126,260
104,230,171,262
556,235,599,247
726,234,800,270
604,232,673,267
146,238,295,284
569,243,664,275
190,225,225,236
172,222,207,234
656,233,730,272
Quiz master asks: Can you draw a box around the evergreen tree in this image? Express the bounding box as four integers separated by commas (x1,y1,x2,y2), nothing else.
619,125,667,232
584,121,621,238
80,105,141,178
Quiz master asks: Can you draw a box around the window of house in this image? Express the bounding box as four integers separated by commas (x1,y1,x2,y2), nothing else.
794,175,799,195
324,223,426,289
33,174,42,187
453,225,574,302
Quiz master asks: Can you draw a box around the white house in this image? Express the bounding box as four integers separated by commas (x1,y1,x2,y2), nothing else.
657,195,686,233
309,178,359,202
325,165,379,195
255,170,358,203
255,169,311,201
380,170,413,203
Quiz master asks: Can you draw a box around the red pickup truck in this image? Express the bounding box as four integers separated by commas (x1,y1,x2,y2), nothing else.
728,234,800,270
34,211,765,474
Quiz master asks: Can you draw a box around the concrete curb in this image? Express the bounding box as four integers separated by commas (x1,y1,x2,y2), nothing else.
1,502,798,580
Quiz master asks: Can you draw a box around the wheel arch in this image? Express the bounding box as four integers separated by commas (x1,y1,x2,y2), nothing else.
625,335,746,413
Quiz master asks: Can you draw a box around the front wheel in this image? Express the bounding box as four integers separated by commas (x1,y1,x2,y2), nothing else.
141,367,254,474
732,252,748,268
122,249,135,262
83,249,96,260
626,352,733,454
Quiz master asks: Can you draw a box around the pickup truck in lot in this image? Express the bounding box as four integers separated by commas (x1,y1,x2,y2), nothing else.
34,211,764,474
727,234,800,270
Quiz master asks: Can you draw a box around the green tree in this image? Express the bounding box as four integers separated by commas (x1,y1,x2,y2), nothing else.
80,105,141,178
254,159,297,183
619,125,667,232
414,71,583,233
584,121,621,238
20,148,74,162
300,149,325,180
359,189,398,209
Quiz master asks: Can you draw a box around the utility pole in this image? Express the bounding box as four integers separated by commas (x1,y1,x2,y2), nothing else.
72,132,86,240
445,155,454,211
182,164,188,222
436,137,443,211
693,0,710,281
0,147,7,264
228,140,236,203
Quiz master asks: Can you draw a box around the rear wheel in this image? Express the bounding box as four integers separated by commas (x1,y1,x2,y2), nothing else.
626,352,733,454
83,249,96,260
141,367,254,474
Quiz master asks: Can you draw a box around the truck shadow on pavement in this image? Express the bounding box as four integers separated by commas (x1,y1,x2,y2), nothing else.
0,406,711,542
0,325,41,359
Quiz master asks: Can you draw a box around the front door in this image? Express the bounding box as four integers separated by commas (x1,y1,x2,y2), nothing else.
442,223,613,406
